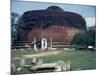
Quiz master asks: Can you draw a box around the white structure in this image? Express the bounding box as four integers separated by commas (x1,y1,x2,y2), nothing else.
57,60,67,71
55,65,62,71
88,46,93,49
20,58,25,66
50,38,52,48
33,38,37,50
66,61,71,71
11,64,16,72
37,59,43,65
32,57,36,63
41,38,47,50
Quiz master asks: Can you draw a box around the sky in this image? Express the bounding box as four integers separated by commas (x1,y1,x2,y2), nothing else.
12,0,96,27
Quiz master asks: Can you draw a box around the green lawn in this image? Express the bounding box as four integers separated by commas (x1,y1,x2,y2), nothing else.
11,49,96,74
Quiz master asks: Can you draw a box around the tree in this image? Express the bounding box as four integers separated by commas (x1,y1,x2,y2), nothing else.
11,12,20,43
71,26,96,48
46,6,64,11
11,12,19,24
87,26,96,46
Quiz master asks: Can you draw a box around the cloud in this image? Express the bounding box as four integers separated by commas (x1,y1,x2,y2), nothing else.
85,17,96,27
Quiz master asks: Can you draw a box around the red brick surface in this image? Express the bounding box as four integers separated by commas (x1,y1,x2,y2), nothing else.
20,25,83,43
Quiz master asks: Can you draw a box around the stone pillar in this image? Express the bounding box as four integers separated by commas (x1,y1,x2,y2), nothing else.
55,65,62,72
32,57,36,63
41,38,47,50
20,58,25,66
37,59,43,65
57,60,66,71
11,64,16,75
11,64,16,72
66,61,71,71
34,38,37,50
50,38,52,48
20,49,24,52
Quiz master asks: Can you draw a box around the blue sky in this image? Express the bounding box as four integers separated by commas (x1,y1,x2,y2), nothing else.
12,0,96,27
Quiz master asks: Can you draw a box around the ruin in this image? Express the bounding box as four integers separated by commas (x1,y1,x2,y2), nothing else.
19,6,86,43
12,6,86,49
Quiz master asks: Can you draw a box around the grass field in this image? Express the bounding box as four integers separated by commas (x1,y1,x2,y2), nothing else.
11,49,96,74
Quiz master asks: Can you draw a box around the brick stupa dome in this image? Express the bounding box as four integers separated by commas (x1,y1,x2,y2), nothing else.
19,6,86,43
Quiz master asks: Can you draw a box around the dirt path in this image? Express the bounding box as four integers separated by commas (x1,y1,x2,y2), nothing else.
14,50,63,60
23,50,63,58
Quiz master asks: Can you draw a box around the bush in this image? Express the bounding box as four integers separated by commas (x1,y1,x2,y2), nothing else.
71,27,95,49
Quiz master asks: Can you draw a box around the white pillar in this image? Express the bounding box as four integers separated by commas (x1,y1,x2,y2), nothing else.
57,60,66,71
11,64,16,72
55,65,62,72
37,59,43,65
66,61,71,71
34,38,37,50
20,49,24,52
50,38,52,48
41,38,47,50
63,63,67,71
20,58,25,66
32,57,36,63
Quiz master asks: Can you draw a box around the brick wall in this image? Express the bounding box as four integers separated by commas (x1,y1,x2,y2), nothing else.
20,25,83,43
